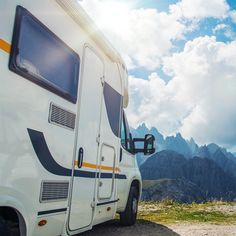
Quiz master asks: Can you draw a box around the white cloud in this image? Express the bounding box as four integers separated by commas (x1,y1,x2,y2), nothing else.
78,1,236,148
213,24,227,33
230,10,236,23
127,36,236,148
78,0,233,71
78,0,187,70
127,73,193,135
213,24,236,39
170,0,229,19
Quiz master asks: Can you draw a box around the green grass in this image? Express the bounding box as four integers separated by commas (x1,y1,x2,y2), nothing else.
138,201,236,224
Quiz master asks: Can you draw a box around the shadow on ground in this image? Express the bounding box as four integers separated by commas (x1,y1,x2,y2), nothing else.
79,219,180,236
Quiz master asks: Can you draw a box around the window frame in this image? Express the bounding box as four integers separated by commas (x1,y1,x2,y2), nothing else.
9,6,80,103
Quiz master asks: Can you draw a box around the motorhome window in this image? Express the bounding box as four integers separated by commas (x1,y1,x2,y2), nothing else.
121,111,133,154
121,117,126,148
9,6,80,103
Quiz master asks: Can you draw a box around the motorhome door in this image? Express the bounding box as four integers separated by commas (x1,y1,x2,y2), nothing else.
68,46,104,231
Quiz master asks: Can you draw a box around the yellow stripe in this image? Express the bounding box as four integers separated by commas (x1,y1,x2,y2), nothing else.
74,161,121,173
0,39,11,54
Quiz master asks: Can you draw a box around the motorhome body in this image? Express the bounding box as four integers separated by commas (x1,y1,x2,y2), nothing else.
0,1,154,235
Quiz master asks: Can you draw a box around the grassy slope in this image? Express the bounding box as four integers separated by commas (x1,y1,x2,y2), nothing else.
138,201,236,224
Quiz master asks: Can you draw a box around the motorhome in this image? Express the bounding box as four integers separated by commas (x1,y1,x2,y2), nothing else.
0,1,155,235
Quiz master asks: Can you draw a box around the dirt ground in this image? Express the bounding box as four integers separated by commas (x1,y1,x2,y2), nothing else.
79,204,236,236
79,220,236,236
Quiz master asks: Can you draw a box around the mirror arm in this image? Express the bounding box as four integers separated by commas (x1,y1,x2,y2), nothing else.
133,138,145,142
133,148,145,154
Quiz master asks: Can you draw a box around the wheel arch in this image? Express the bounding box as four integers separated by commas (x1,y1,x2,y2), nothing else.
0,191,31,236
130,179,141,200
0,206,27,236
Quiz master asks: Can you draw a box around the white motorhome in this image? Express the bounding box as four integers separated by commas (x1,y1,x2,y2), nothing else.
0,1,155,236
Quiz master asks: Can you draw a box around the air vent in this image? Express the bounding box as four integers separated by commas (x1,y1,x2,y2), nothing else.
40,181,69,202
49,103,76,130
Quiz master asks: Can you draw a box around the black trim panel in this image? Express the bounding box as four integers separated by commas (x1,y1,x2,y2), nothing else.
38,208,67,216
97,199,119,206
27,128,127,179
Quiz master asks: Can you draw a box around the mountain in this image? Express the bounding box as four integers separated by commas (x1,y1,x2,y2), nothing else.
140,150,186,180
207,143,220,154
208,148,236,179
131,123,165,149
195,145,211,159
132,124,236,202
140,150,236,202
132,124,194,158
131,124,236,179
187,138,199,154
165,133,192,158
193,143,236,179
142,179,205,203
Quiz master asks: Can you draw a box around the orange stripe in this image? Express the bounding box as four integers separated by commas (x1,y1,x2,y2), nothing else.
74,161,120,172
0,39,11,54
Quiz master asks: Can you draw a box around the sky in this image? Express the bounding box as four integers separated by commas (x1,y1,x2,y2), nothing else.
78,0,236,151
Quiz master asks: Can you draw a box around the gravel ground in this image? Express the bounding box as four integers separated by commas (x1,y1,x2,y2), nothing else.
79,220,236,236
171,224,236,236
79,204,236,236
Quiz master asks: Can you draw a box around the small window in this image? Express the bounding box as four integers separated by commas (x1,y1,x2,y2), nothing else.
121,111,134,154
121,117,126,147
9,6,80,103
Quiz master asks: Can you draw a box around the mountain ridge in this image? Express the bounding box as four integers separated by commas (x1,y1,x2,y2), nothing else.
131,124,236,202
140,150,236,202
131,123,236,174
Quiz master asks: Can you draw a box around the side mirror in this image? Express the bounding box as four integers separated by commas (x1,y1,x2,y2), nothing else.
133,134,156,155
144,134,155,155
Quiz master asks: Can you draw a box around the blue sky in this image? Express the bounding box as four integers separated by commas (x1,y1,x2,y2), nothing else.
130,0,236,82
80,0,236,151
136,0,178,11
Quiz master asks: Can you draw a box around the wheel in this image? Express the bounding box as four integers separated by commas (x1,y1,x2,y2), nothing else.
120,186,138,226
0,216,20,236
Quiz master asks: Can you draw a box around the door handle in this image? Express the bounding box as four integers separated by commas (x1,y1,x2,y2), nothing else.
78,147,84,169
119,148,122,162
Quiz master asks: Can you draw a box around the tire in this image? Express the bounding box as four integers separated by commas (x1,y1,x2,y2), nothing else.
0,216,7,236
120,186,138,226
0,216,20,236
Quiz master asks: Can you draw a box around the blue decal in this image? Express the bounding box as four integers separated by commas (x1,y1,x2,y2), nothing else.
27,129,126,179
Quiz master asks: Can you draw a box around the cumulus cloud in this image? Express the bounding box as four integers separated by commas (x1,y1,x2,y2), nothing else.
78,0,187,70
170,0,229,19
127,36,236,149
78,0,236,149
78,0,233,70
127,73,191,135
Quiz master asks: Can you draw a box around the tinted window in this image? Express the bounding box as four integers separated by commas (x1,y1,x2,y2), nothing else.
121,111,134,154
121,117,126,147
9,6,80,103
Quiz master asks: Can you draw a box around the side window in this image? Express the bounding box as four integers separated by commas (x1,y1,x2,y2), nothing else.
121,111,134,154
121,117,126,148
9,6,80,103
